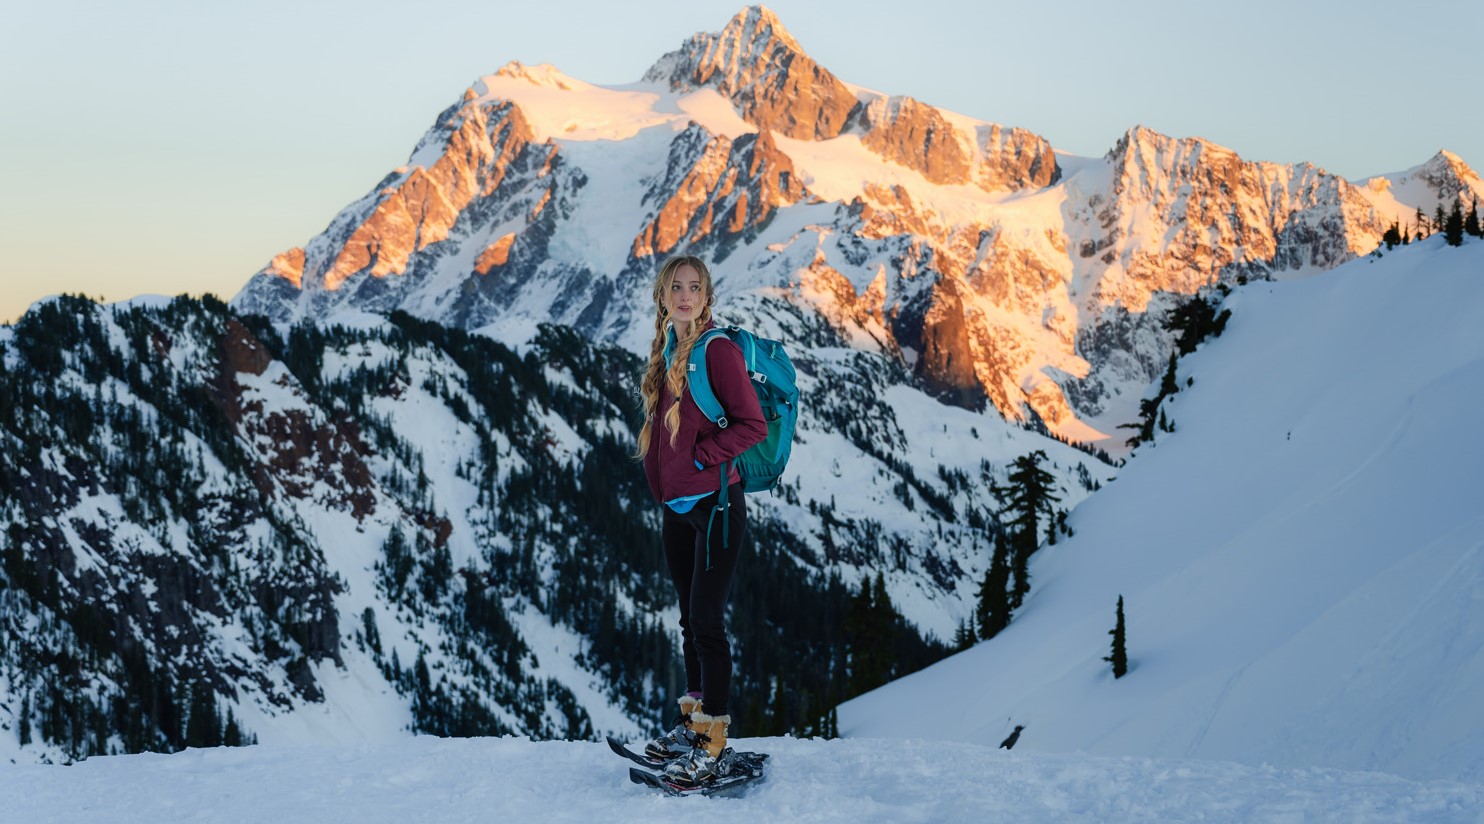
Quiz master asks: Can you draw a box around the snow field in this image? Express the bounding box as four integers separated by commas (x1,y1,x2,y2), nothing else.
4,735,1480,823
843,238,1484,782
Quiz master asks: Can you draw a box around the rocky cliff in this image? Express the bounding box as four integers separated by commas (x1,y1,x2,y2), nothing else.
232,5,1477,447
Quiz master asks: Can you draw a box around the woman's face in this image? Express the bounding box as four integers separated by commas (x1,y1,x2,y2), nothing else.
664,264,705,325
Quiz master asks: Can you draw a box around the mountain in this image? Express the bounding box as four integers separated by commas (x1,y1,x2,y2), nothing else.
231,4,1480,447
7,1,1480,774
0,293,1105,762
1356,150,1484,223
841,237,1484,784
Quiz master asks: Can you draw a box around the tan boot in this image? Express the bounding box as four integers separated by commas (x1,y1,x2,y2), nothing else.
690,711,730,759
677,695,701,726
644,696,704,762
663,711,733,786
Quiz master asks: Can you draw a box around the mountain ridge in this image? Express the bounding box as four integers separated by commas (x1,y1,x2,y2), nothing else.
232,5,1481,447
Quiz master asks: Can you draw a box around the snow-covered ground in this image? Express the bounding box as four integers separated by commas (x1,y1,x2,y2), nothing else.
5,735,1481,823
843,236,1484,785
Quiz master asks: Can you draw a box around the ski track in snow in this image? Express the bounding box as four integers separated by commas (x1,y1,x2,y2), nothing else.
4,736,1481,824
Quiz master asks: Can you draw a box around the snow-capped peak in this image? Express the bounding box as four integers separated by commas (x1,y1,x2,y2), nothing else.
644,5,808,88
644,5,855,141
1355,148,1484,222
489,60,583,91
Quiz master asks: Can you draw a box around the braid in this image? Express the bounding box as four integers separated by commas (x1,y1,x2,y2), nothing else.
635,310,667,460
634,254,716,459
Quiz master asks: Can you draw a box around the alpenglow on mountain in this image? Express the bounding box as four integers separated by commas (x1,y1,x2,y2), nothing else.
232,4,1484,445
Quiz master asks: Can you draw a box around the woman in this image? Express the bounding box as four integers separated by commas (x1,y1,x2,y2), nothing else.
636,255,766,787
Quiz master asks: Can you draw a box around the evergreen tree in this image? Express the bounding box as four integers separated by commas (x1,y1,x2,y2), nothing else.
18,692,31,746
224,709,242,747
1416,207,1429,238
1382,222,1401,250
953,616,977,651
993,452,1061,610
1166,296,1230,356
976,541,1012,640
1467,198,1482,238
769,677,788,736
1436,204,1447,238
844,574,897,694
1445,201,1466,247
1104,595,1128,679
1159,354,1179,398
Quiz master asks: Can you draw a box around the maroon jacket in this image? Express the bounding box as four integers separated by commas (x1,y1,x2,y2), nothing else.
643,324,767,503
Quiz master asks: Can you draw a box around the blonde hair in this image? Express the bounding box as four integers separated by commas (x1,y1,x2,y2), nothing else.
636,255,715,459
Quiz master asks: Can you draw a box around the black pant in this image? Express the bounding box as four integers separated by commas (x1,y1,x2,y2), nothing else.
662,482,747,719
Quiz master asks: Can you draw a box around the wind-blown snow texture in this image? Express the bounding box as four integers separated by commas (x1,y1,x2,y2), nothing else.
5,735,1481,823
844,238,1484,784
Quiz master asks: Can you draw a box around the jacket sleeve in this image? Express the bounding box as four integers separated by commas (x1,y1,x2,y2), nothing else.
692,339,767,467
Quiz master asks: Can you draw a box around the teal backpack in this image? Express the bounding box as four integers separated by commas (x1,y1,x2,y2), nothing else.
663,325,799,561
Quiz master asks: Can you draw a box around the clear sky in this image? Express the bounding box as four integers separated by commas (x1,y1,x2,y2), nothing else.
2,0,1479,324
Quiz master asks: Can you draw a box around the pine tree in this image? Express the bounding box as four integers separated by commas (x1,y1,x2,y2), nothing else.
1159,354,1179,397
953,616,978,651
1436,204,1447,238
1445,201,1465,247
1104,595,1128,679
224,709,242,747
996,451,1060,610
769,677,788,736
18,692,31,746
1416,207,1429,238
1382,222,1401,250
844,574,896,695
1467,198,1482,238
976,541,1012,640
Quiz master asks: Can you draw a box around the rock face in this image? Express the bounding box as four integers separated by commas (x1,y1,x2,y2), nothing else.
858,96,1060,192
633,127,806,258
1413,150,1484,205
233,5,1468,446
644,5,857,141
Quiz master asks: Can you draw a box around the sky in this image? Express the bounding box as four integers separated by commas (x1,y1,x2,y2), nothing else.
2,0,1480,324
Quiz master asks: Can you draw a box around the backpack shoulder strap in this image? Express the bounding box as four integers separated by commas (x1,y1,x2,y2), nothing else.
687,328,733,427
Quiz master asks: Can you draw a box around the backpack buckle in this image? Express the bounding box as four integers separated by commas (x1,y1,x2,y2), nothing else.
750,371,767,384
716,416,729,429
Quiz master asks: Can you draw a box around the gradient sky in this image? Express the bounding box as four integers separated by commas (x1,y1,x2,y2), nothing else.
2,0,1480,324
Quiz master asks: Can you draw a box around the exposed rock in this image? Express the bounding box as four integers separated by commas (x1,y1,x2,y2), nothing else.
975,124,1060,191
645,6,857,140
632,128,805,258
323,102,537,290
216,321,376,520
266,248,306,288
1402,150,1484,208
859,96,974,186
475,233,518,274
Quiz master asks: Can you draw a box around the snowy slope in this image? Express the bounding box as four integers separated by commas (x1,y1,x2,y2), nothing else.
841,237,1484,783
5,735,1481,823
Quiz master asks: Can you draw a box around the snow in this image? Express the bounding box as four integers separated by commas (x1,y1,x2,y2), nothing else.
4,735,1479,823
319,308,394,333
842,237,1484,784
473,66,670,144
